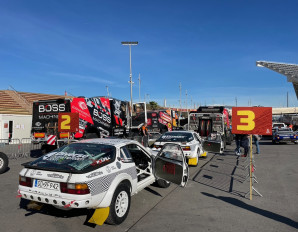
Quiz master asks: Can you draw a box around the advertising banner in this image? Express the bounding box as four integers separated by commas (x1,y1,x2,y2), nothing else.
232,107,272,135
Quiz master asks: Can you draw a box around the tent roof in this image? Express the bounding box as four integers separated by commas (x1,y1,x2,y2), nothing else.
256,61,298,99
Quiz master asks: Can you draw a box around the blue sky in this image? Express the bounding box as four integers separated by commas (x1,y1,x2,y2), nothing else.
0,0,298,108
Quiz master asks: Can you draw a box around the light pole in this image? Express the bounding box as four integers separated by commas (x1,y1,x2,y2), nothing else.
121,41,138,128
138,73,141,102
106,86,109,97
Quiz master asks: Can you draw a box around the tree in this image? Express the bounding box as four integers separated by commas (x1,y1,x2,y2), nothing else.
147,101,159,110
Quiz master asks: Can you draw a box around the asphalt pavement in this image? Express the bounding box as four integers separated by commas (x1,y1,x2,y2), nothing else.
0,140,297,232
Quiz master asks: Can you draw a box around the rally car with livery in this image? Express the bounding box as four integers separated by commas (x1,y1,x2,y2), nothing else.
272,128,298,144
18,139,189,225
152,131,206,166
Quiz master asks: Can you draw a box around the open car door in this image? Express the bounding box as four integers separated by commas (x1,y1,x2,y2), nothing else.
153,143,189,187
202,132,223,153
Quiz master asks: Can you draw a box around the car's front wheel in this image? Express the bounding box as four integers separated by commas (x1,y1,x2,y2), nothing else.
0,152,8,174
106,183,131,225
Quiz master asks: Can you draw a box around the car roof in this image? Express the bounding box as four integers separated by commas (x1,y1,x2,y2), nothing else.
75,138,138,148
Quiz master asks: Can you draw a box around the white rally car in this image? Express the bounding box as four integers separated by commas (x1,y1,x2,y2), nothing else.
18,138,188,225
152,131,206,166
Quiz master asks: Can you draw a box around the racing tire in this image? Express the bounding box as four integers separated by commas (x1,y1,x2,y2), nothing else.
0,152,9,174
106,184,131,225
156,179,171,188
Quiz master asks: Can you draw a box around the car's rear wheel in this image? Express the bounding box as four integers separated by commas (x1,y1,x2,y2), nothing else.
106,184,131,225
0,152,9,174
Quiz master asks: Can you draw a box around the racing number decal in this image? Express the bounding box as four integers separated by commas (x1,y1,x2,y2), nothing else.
61,114,71,130
58,113,79,132
236,110,255,131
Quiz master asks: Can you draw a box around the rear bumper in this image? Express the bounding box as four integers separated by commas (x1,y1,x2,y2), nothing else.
19,187,92,209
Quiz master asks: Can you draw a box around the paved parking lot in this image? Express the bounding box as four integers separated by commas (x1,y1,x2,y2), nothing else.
0,140,297,232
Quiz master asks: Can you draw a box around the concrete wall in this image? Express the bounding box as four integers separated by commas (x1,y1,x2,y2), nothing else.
0,114,32,141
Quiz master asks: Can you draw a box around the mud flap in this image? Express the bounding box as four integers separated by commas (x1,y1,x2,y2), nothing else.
88,207,110,226
200,151,207,158
188,157,198,166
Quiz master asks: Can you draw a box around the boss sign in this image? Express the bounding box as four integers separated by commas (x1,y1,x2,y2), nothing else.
232,107,272,135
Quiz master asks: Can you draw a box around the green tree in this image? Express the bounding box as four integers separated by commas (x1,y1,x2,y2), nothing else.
147,101,159,110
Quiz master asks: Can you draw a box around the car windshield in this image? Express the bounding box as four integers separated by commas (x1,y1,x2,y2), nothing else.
157,132,194,142
276,128,293,133
25,143,116,173
273,124,285,127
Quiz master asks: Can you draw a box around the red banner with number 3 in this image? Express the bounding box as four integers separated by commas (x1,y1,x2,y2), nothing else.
232,107,272,135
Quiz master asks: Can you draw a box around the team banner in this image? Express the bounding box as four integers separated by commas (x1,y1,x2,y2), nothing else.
232,107,272,135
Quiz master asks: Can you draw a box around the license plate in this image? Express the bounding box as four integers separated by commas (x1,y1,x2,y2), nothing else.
34,179,60,191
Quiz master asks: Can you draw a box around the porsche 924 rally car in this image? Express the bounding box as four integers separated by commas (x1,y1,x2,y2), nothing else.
272,128,298,144
18,139,189,225
152,131,206,166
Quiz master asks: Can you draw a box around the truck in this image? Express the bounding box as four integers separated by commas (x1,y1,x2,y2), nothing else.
188,106,233,152
31,97,146,153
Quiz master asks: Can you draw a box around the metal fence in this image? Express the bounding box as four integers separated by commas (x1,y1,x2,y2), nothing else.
0,138,41,159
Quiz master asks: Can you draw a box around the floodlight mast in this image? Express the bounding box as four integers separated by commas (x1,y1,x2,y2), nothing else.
121,41,138,129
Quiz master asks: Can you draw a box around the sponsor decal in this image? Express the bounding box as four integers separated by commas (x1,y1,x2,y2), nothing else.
30,170,36,176
28,189,61,198
116,162,121,169
78,101,88,110
47,173,64,179
86,171,104,178
35,122,42,127
113,100,122,117
91,156,111,166
106,166,111,173
43,152,89,161
71,98,93,124
38,115,59,120
36,171,42,176
38,104,66,113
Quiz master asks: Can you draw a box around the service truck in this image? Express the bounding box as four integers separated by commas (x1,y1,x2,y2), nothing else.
31,97,146,153
188,106,233,152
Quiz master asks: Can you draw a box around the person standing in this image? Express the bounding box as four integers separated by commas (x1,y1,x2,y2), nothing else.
234,134,241,156
241,134,250,157
253,134,261,154
141,123,150,147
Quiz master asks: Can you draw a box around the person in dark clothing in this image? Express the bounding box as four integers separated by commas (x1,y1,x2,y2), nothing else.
240,134,250,157
235,134,250,157
235,134,241,155
141,123,150,147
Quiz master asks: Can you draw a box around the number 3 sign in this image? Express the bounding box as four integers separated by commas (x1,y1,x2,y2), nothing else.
232,107,272,135
58,113,79,132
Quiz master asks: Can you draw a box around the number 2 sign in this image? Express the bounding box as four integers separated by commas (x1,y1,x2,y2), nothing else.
58,113,79,132
232,107,272,135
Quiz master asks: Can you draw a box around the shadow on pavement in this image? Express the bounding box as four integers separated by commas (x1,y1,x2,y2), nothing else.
19,198,95,227
201,192,298,230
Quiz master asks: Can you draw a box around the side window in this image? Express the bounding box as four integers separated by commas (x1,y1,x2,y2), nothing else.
120,147,133,163
159,144,184,162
